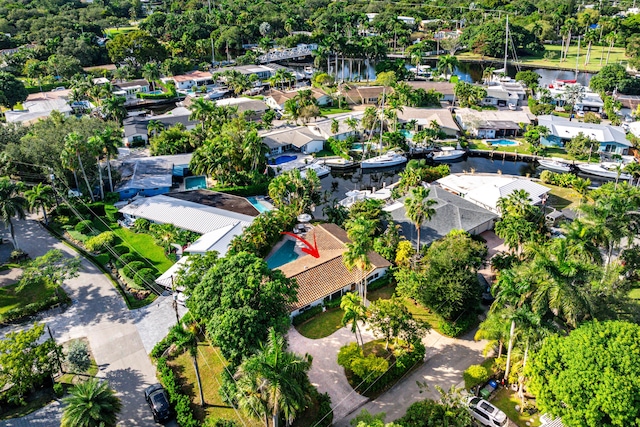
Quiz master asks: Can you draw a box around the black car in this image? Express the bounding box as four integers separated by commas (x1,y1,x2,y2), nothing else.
144,384,172,423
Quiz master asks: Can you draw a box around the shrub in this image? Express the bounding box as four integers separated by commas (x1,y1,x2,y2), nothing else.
464,364,491,390
111,244,130,257
67,339,91,373
368,275,393,292
350,354,388,384
394,341,425,374
205,419,239,427
134,268,157,288
540,169,554,184
292,305,323,326
85,231,116,253
53,382,64,397
156,357,198,427
122,261,146,279
133,218,151,232
439,312,476,337
116,252,141,268
86,202,106,217
323,297,342,309
337,342,363,369
74,220,93,234
104,192,120,204
315,391,333,427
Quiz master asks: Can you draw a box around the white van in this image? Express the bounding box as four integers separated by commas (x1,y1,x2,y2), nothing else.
467,397,508,427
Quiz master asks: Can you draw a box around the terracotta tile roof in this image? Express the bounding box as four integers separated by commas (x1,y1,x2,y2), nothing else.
277,223,391,310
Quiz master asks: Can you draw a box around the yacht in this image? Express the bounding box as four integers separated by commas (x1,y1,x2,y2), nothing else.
361,151,407,169
206,88,229,100
301,162,331,178
577,162,631,180
431,146,466,161
537,158,572,173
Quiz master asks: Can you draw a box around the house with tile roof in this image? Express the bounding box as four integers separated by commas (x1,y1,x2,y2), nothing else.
537,115,631,155
274,223,391,316
454,108,533,139
397,107,460,137
341,85,386,105
161,71,215,91
264,88,332,111
384,185,498,247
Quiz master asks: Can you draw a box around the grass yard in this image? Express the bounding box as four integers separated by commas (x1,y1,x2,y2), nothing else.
113,227,174,273
540,183,582,210
0,278,63,321
0,390,55,421
629,288,640,300
168,343,262,427
104,26,138,38
313,149,337,158
458,44,629,73
468,140,531,154
295,308,344,339
320,107,353,115
491,388,542,427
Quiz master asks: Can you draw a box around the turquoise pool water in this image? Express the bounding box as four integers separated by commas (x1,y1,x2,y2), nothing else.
400,130,414,139
184,175,206,190
246,196,270,213
266,240,299,269
270,155,297,165
148,90,164,95
352,143,365,151
490,139,519,146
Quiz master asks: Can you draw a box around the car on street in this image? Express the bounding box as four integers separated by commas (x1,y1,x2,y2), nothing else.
145,384,172,423
467,396,508,426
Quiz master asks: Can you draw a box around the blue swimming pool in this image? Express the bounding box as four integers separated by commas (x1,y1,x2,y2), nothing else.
270,155,297,165
147,90,164,95
400,129,414,140
266,240,299,269
489,139,519,146
246,196,271,213
184,175,207,190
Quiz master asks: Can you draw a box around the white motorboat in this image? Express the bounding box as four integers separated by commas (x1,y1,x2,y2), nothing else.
431,146,466,161
301,162,331,178
577,162,631,180
206,88,228,100
537,158,572,173
361,151,407,169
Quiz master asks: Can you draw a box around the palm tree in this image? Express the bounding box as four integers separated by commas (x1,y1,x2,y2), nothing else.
474,309,510,358
102,96,127,124
93,127,121,193
147,119,165,139
583,29,598,65
624,162,640,186
437,54,459,79
235,328,312,427
189,97,216,129
61,378,122,427
340,292,367,349
173,323,205,407
64,132,94,202
344,217,375,301
403,186,437,253
87,135,105,200
141,62,161,92
24,183,54,225
605,32,616,65
0,178,27,250
243,129,269,170
345,117,359,135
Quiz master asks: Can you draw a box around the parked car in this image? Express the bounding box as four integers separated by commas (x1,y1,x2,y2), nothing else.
467,396,508,427
144,384,172,423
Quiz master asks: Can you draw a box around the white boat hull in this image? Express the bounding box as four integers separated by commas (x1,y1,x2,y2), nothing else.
537,160,572,173
361,152,407,169
432,150,465,161
577,163,631,180
301,164,331,178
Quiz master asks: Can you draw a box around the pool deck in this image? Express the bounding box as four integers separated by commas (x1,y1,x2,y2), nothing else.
267,153,315,174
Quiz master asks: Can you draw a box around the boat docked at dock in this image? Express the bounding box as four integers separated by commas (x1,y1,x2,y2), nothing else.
576,162,631,180
537,158,572,173
361,151,407,169
301,162,331,178
431,146,466,162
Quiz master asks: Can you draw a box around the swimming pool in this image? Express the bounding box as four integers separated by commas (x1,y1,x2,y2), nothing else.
270,155,297,165
246,196,271,213
184,175,207,190
488,139,519,146
400,129,414,140
266,240,299,269
147,90,164,95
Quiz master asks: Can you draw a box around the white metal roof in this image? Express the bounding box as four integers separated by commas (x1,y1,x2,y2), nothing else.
118,194,254,234
155,256,190,288
538,115,630,146
185,223,246,256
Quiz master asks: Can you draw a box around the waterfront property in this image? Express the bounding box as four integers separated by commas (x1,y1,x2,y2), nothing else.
273,223,391,316
385,185,498,248
114,153,193,199
397,107,461,137
113,79,150,101
405,81,456,103
454,108,533,139
437,173,550,214
342,85,386,105
264,87,333,111
161,70,215,91
123,106,198,146
537,115,631,155
541,82,604,114
214,97,269,120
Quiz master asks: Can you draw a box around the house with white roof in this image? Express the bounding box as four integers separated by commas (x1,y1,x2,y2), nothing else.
162,71,214,91
4,97,72,124
437,174,550,215
537,115,632,155
262,126,324,156
123,106,198,146
540,82,604,114
113,79,150,100
115,153,193,200
455,108,533,139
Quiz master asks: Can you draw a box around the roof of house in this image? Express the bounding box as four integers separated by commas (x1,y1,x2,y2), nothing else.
261,126,323,149
118,193,254,234
454,108,534,129
485,85,513,100
167,189,260,217
385,185,497,245
307,113,364,137
123,107,197,138
170,70,213,83
266,88,329,106
215,97,268,112
115,79,150,89
4,98,72,124
277,223,391,310
397,107,459,131
114,157,174,192
26,90,71,102
405,81,455,96
538,115,630,146
437,174,550,213
342,85,386,104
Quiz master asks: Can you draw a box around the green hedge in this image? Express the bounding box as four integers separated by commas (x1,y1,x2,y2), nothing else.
156,357,198,427
115,253,141,268
368,274,393,292
438,312,477,338
112,244,130,257
323,298,342,309
74,220,93,234
1,287,70,323
292,305,323,326
134,268,157,287
85,231,116,252
210,182,269,197
122,261,146,279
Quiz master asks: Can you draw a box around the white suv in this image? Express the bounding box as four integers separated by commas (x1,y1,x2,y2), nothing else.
467,396,508,426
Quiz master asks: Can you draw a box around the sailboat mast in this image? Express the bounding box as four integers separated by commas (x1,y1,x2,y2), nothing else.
575,35,581,80
504,15,509,73
379,87,385,154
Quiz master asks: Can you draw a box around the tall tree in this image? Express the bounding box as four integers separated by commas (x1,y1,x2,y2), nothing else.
63,132,94,201
0,72,28,109
61,379,122,427
172,323,205,407
403,186,437,253
141,62,161,92
344,217,376,301
0,177,27,250
341,292,367,349
24,183,55,225
235,328,312,427
436,55,459,79
102,96,127,124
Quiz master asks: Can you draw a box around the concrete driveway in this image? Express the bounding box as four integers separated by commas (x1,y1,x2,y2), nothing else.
0,218,183,426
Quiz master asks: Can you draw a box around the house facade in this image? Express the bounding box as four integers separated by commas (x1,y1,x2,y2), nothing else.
123,107,198,146
264,88,332,111
397,107,460,137
114,79,150,100
162,71,215,91
454,108,532,138
538,115,631,155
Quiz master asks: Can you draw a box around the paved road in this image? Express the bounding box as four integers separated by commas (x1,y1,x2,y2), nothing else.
1,218,183,426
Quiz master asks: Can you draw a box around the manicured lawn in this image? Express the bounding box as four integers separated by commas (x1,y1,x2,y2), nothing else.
295,308,344,339
0,278,62,321
104,26,138,38
629,288,640,300
113,227,174,273
458,44,629,73
168,343,262,426
491,388,542,427
320,107,353,115
468,140,531,154
540,183,582,210
314,149,337,158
